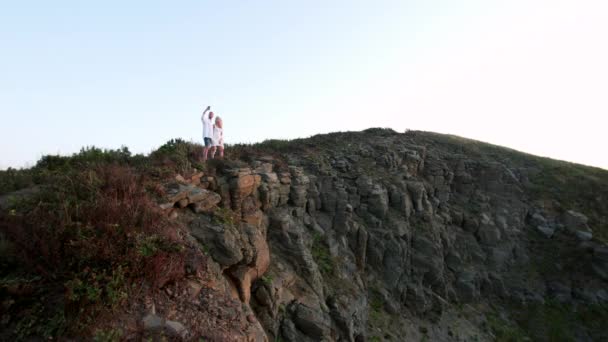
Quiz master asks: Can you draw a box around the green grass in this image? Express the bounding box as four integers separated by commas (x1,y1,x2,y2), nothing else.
517,301,574,341
311,233,334,276
261,274,274,285
135,234,184,257
64,266,128,309
500,301,608,342
410,130,608,241
486,313,530,342
367,285,390,337
92,328,123,342
212,207,237,227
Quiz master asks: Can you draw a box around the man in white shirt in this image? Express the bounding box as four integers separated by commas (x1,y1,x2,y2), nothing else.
201,106,214,161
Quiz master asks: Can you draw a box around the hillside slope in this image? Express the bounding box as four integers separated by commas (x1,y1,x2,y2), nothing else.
1,129,607,341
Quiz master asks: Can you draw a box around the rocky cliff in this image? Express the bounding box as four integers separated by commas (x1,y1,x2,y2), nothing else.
1,129,607,341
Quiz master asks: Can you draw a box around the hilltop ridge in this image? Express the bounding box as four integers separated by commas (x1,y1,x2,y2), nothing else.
1,129,608,341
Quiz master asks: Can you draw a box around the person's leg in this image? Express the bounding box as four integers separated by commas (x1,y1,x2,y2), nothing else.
202,147,209,161
218,146,224,159
202,138,211,161
210,146,217,159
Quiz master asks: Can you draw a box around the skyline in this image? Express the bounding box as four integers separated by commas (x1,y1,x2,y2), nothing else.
1,1,607,170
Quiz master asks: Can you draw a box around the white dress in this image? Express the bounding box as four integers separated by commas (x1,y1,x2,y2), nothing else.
213,126,224,147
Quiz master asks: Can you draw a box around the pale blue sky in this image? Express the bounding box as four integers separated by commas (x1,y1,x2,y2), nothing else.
1,1,607,169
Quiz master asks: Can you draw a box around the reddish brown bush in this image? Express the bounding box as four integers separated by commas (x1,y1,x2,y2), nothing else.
189,144,205,162
144,251,186,289
0,164,189,335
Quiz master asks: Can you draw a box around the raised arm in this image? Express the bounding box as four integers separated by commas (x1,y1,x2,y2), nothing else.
202,106,211,120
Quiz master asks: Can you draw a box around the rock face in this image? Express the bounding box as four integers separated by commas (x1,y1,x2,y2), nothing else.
563,210,594,240
160,129,608,341
159,182,221,213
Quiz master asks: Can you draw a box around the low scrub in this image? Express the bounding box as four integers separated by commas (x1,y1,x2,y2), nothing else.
0,139,207,197
150,138,206,174
0,164,189,338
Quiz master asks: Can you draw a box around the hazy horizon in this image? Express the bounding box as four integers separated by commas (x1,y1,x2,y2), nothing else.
2,1,607,170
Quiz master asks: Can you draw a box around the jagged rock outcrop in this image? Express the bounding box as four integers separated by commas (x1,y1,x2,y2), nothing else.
155,129,608,341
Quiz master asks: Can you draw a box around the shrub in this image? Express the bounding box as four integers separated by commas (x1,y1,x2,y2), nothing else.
0,164,188,338
212,207,237,227
261,274,273,285
149,138,202,174
0,146,148,196
311,233,334,276
0,168,36,195
143,250,186,289
35,146,136,172
13,303,67,340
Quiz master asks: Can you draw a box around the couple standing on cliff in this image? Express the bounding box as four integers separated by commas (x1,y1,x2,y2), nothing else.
201,106,224,162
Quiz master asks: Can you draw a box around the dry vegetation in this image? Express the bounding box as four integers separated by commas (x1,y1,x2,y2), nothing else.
0,140,208,339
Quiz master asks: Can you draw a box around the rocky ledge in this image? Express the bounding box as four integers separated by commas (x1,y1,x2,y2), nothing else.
145,129,608,341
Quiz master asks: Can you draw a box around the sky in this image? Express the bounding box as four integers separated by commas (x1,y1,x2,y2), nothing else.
1,0,607,169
